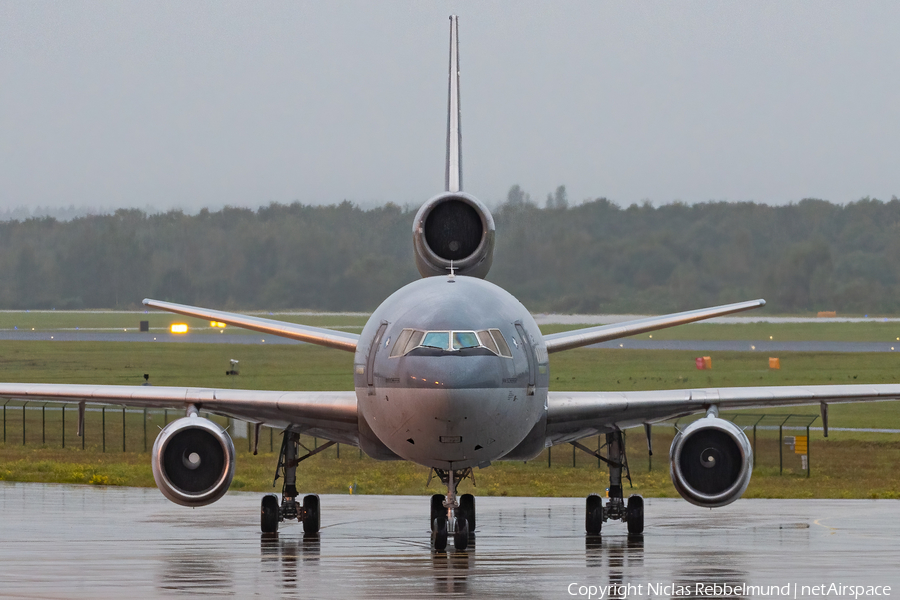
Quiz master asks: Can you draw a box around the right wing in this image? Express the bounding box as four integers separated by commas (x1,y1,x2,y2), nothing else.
543,299,766,353
0,383,359,443
143,298,359,352
546,384,900,445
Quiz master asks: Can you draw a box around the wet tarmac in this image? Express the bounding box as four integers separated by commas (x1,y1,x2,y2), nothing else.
0,483,897,599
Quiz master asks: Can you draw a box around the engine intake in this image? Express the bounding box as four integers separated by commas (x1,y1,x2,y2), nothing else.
151,416,235,507
413,192,495,278
669,416,752,508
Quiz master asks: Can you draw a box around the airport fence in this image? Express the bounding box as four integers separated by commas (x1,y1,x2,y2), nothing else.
0,399,821,476
0,400,352,458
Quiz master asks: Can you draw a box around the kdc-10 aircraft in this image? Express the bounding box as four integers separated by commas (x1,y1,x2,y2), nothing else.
3,16,899,551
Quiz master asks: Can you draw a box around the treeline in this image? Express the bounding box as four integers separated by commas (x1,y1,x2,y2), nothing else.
1,193,900,314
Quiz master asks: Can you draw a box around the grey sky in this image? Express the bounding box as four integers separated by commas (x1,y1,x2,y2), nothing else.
2,1,898,212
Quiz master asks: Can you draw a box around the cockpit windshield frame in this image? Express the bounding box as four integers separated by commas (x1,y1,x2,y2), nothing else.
390,328,513,358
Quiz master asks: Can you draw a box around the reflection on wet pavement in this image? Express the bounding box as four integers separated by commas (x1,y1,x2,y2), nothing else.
1,483,898,598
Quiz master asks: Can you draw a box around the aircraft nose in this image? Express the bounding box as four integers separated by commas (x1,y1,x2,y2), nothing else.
398,354,504,390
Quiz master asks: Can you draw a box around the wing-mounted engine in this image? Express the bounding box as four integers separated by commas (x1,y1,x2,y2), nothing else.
151,416,236,507
413,192,495,279
669,416,753,507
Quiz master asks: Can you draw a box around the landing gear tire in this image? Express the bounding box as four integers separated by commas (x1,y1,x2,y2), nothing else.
458,493,475,532
453,517,469,550
261,494,279,534
302,494,320,534
626,495,644,535
430,493,446,525
585,493,603,535
432,516,448,551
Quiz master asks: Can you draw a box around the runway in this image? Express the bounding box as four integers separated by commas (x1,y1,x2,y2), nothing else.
1,330,899,352
0,483,897,599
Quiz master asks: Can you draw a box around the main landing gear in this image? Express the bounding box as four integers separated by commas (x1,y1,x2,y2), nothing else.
575,430,644,536
261,430,331,534
429,468,476,551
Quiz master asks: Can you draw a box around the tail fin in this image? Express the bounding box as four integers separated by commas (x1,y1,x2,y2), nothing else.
445,15,462,192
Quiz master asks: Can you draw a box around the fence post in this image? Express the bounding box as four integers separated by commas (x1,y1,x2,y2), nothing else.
753,424,757,467
22,402,27,446
42,404,46,445
573,443,576,467
62,404,65,448
337,443,340,459
779,424,783,475
143,408,147,452
547,446,551,467
122,406,126,452
102,406,106,453
806,424,811,478
270,428,273,453
82,406,85,450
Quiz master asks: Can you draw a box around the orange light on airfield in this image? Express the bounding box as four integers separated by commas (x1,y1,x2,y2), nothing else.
170,324,189,334
210,321,227,328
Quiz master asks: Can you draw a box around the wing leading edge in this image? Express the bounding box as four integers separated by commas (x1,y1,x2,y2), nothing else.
142,298,359,352
543,299,766,353
546,384,900,444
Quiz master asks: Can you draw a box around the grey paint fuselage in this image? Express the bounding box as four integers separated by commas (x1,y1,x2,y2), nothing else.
354,275,549,470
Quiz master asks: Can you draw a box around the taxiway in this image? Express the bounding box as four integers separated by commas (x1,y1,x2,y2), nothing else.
0,483,897,598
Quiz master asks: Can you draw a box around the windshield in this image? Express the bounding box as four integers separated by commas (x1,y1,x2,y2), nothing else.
390,328,512,357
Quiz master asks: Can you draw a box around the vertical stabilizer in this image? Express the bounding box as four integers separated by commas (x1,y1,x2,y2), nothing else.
445,15,462,192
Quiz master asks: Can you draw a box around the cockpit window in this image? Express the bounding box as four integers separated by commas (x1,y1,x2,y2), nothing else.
476,330,498,354
489,329,512,357
421,331,450,349
452,331,480,350
390,328,513,358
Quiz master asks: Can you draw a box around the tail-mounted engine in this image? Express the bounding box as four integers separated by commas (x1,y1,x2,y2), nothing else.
669,416,753,508
413,192,495,279
151,416,236,507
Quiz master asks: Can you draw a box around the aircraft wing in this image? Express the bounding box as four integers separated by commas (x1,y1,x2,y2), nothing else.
142,298,359,352
546,384,900,444
542,299,766,353
0,383,359,442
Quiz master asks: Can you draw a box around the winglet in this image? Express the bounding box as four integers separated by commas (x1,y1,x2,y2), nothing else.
445,15,462,192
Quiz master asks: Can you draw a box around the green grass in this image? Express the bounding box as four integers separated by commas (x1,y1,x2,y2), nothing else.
0,310,368,335
540,320,900,342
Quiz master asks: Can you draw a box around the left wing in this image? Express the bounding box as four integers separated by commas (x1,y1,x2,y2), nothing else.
143,298,359,352
546,384,900,444
0,383,359,443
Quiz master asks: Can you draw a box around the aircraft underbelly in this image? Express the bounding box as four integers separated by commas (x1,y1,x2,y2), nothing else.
358,386,543,469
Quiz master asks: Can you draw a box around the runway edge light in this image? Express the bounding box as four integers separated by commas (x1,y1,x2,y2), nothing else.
170,323,189,334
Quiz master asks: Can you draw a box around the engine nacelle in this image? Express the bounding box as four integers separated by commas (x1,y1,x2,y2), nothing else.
413,192,495,279
151,416,235,507
669,416,753,508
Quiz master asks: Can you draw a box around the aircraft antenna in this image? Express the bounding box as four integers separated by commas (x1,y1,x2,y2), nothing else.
445,15,462,193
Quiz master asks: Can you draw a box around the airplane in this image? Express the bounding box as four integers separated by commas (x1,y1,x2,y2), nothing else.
2,16,900,552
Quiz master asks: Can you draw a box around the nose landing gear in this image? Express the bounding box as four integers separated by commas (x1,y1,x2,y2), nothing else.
574,430,644,536
261,430,330,534
429,468,476,551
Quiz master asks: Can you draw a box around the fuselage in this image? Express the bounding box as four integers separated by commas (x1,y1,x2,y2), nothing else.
354,275,549,469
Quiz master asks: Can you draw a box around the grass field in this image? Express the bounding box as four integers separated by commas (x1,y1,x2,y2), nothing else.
1,337,899,499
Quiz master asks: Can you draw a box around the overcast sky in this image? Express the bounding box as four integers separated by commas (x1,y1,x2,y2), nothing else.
2,1,898,213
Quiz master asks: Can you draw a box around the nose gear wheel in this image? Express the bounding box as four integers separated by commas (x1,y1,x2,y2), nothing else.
428,468,475,550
